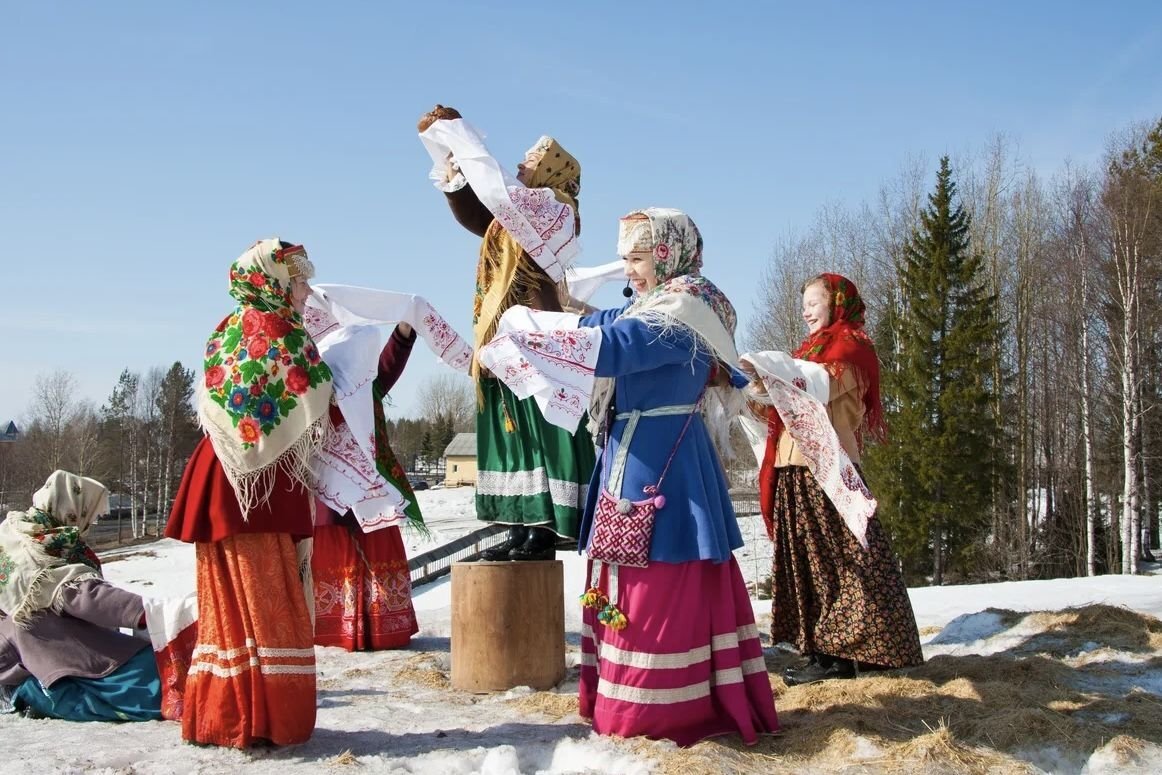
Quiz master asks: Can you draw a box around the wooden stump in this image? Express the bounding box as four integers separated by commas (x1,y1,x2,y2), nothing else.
451,560,565,692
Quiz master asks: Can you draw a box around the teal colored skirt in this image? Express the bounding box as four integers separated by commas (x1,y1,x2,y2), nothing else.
14,646,162,722
475,378,596,539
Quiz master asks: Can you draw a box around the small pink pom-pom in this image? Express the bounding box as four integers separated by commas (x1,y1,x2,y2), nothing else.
653,495,666,509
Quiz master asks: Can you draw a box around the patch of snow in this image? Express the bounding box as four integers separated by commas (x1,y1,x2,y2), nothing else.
1083,738,1162,774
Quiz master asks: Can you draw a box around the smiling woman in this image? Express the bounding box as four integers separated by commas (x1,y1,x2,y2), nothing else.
478,208,779,746
573,209,777,745
754,273,923,686
800,276,832,334
619,212,658,294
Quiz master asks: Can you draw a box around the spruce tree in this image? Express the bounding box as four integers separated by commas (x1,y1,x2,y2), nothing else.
867,157,1002,583
420,430,433,472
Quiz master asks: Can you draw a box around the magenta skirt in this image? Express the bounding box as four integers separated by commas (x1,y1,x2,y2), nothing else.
579,556,779,746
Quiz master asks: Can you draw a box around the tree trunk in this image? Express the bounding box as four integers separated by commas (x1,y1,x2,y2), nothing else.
161,437,173,534
933,483,945,584
1132,291,1147,564
1121,323,1139,573
129,416,140,539
1081,275,1098,576
1142,429,1153,560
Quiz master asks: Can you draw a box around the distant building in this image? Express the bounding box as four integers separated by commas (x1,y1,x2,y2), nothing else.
0,420,20,443
442,432,477,487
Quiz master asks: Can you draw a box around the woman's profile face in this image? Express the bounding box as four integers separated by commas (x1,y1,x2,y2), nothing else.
802,281,831,334
516,149,544,185
290,276,311,314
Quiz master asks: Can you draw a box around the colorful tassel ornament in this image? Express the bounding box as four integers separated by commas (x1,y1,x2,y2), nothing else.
579,587,608,610
598,603,628,631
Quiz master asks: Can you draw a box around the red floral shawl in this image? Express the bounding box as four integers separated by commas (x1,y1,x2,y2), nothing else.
758,273,885,530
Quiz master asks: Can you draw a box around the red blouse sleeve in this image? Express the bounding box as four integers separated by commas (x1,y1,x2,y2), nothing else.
376,327,418,393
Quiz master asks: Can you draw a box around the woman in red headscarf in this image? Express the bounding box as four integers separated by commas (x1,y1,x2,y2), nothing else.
756,273,922,686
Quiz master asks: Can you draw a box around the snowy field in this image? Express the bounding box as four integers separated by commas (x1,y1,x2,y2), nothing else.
2,486,1160,774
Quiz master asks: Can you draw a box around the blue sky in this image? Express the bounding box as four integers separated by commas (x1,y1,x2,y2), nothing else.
2,1,1161,422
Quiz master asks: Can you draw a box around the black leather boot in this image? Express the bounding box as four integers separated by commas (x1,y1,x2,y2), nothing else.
509,526,557,561
479,526,528,561
782,653,819,680
783,655,855,686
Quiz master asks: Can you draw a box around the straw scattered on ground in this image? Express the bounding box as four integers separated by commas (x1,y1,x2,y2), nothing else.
329,749,360,766
629,604,1162,774
394,654,451,689
502,691,579,720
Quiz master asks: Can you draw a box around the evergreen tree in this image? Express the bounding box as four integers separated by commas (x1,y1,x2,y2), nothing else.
419,430,433,471
437,412,457,453
866,157,1003,583
100,370,138,492
155,362,197,528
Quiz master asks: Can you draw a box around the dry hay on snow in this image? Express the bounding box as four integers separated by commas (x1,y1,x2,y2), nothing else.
329,749,360,766
502,691,579,720
304,603,1159,773
1019,604,1162,654
393,653,451,689
629,604,1162,774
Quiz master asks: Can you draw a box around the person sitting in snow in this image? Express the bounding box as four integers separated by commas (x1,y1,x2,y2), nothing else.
0,470,163,721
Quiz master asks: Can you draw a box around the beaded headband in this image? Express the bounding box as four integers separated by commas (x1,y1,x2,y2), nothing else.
276,244,315,280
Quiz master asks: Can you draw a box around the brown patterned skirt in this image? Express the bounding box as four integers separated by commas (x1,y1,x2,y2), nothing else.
769,466,923,669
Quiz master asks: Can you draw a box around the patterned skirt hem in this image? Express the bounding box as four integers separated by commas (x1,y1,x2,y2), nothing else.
769,466,924,669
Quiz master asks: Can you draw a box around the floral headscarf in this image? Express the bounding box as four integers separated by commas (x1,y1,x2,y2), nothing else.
0,471,108,626
587,209,742,446
618,208,737,337
198,239,334,515
617,207,702,279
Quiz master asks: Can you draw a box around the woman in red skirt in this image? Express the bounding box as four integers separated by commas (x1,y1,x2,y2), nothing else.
166,239,332,748
310,324,423,651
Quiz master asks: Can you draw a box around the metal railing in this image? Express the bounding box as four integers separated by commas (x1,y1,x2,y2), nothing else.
406,493,764,589
407,524,509,587
731,492,761,516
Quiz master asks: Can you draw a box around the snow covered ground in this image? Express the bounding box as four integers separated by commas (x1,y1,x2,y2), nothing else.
407,487,486,548
2,486,1160,774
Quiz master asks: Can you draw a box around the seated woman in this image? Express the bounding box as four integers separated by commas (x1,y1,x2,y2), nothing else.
480,208,779,746
0,470,162,722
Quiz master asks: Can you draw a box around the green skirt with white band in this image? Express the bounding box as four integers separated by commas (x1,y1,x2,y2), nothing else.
475,378,595,538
